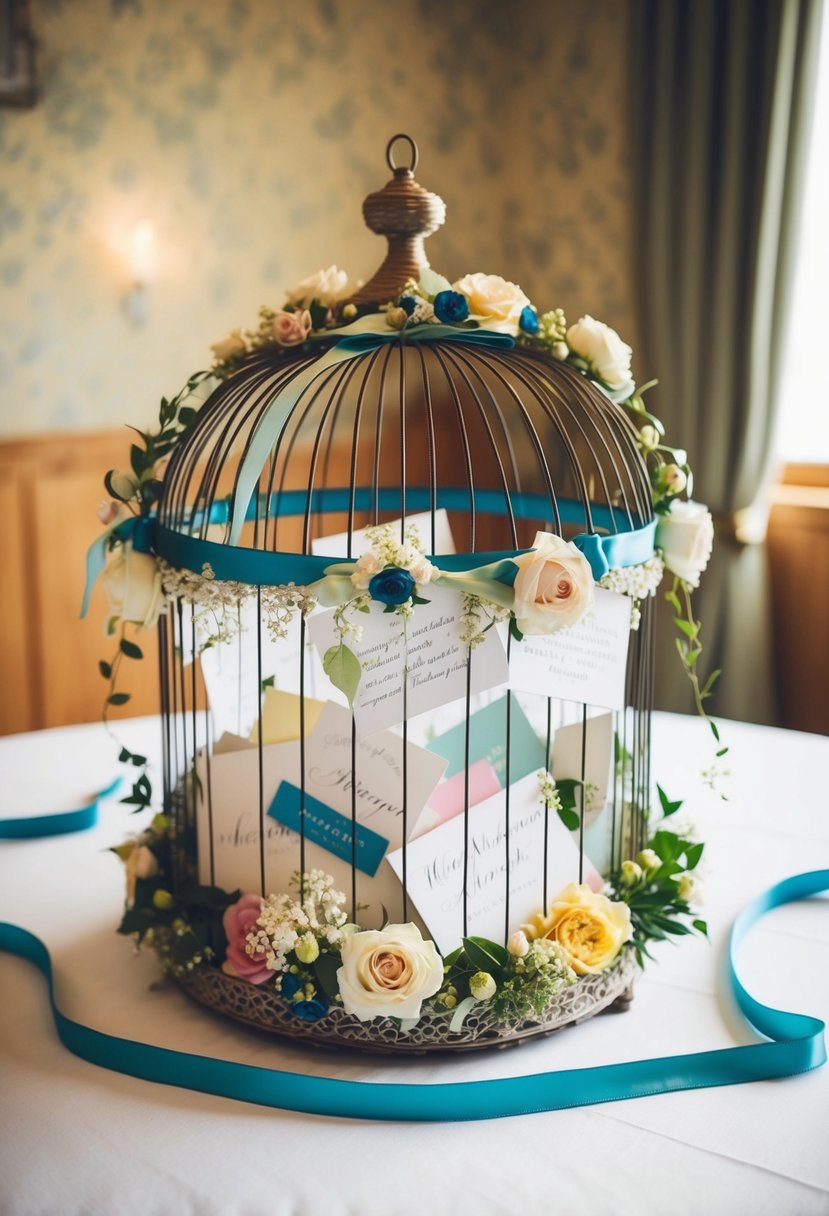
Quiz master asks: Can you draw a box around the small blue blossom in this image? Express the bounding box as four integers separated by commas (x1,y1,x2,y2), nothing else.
369,566,416,605
433,290,470,324
281,971,330,1022
519,305,540,335
399,295,417,316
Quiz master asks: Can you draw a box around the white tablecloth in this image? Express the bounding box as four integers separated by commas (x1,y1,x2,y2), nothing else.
1,713,828,1216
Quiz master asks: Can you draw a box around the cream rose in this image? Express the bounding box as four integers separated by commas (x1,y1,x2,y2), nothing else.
511,531,594,635
523,883,632,975
453,272,530,335
103,542,165,630
655,499,714,588
566,315,633,391
285,265,349,309
336,923,443,1021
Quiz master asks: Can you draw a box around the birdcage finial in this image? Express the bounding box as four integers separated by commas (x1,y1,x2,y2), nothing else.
345,134,446,310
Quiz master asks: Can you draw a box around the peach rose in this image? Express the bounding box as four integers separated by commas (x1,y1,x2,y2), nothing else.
511,531,594,635
222,893,272,985
453,272,530,336
524,883,632,975
272,310,312,346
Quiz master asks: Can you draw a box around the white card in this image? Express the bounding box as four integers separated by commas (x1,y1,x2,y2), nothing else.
311,508,456,558
306,583,510,737
199,606,330,739
508,588,631,710
386,772,600,955
195,701,447,925
552,711,614,824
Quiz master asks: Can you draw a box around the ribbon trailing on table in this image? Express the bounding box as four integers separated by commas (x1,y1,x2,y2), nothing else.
0,870,825,1121
0,777,121,840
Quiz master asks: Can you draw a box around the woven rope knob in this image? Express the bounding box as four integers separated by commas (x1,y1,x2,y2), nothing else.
346,134,446,309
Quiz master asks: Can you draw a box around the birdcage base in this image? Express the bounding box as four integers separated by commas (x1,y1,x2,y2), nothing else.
174,949,637,1055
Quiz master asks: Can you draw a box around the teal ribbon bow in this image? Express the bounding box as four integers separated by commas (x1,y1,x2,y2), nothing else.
228,325,516,547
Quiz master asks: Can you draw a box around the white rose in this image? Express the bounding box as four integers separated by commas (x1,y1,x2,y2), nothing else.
210,328,247,362
507,930,530,958
511,531,594,635
566,315,633,391
336,923,443,1021
655,499,714,589
285,265,349,309
453,272,530,336
103,542,165,629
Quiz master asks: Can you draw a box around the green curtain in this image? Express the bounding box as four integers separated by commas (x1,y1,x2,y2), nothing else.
631,0,824,724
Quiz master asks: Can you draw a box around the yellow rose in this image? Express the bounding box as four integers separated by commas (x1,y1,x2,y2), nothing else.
336,923,443,1021
523,883,632,975
453,272,530,335
511,531,594,635
103,542,165,630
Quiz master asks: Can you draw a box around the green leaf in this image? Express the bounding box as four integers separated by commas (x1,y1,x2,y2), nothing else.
260,674,275,692
322,644,362,705
716,746,729,758
557,806,581,832
120,639,143,660
178,406,197,427
462,936,509,974
673,617,697,639
98,660,112,679
684,841,704,870
701,669,722,698
129,443,146,478
443,946,465,969
411,594,431,605
312,951,342,1002
657,785,683,817
107,692,131,706
710,720,721,742
665,589,681,613
104,470,131,502
509,616,524,643
379,904,389,930
692,918,708,936
382,602,397,614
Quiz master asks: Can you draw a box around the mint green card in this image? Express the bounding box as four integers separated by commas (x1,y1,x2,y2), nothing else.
426,695,546,787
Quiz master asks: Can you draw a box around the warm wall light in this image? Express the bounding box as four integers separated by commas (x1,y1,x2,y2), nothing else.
123,220,156,326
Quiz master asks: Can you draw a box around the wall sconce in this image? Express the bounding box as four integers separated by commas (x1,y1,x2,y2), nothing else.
123,220,156,326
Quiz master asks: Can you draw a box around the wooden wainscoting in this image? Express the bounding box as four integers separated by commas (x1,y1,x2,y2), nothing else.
767,464,829,735
0,431,160,735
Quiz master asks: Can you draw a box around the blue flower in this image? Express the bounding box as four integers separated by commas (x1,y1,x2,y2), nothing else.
519,305,540,335
369,566,416,605
433,290,470,324
281,971,330,1022
399,295,417,316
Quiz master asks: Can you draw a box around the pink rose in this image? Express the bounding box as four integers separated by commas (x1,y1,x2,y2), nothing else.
222,893,272,984
272,309,312,346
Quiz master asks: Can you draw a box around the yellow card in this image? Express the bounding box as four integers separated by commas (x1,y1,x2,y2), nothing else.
250,687,326,745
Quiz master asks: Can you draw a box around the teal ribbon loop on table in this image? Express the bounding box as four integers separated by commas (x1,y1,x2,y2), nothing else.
80,516,155,619
0,777,121,840
228,326,516,547
0,870,825,1121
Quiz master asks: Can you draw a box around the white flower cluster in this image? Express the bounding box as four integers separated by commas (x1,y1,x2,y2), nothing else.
537,769,563,817
459,593,509,647
350,521,436,592
247,870,349,976
599,554,665,630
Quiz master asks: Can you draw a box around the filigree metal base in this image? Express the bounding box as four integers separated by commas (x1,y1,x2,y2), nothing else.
175,949,637,1055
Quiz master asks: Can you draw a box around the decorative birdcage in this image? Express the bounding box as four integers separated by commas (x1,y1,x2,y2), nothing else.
98,136,712,1053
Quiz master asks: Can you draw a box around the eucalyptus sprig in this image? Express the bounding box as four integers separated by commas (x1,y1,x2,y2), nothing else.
665,576,728,778
100,626,152,813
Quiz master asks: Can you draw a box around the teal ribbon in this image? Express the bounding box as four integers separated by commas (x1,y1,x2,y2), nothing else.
228,326,516,546
80,517,155,619
0,870,824,1121
0,777,121,840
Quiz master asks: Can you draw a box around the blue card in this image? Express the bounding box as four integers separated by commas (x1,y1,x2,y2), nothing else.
268,782,390,877
426,694,546,787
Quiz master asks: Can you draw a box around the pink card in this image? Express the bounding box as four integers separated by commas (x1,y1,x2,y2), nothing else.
410,759,501,839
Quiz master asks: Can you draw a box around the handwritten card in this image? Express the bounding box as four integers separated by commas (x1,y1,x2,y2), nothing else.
410,759,502,840
386,773,600,955
552,711,614,824
508,588,631,710
307,583,509,737
311,508,456,559
195,701,447,924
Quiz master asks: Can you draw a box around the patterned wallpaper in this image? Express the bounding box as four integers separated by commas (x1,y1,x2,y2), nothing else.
0,0,638,435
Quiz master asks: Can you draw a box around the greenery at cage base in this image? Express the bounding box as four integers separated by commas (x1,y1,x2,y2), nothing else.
113,769,706,1031
90,264,718,1031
